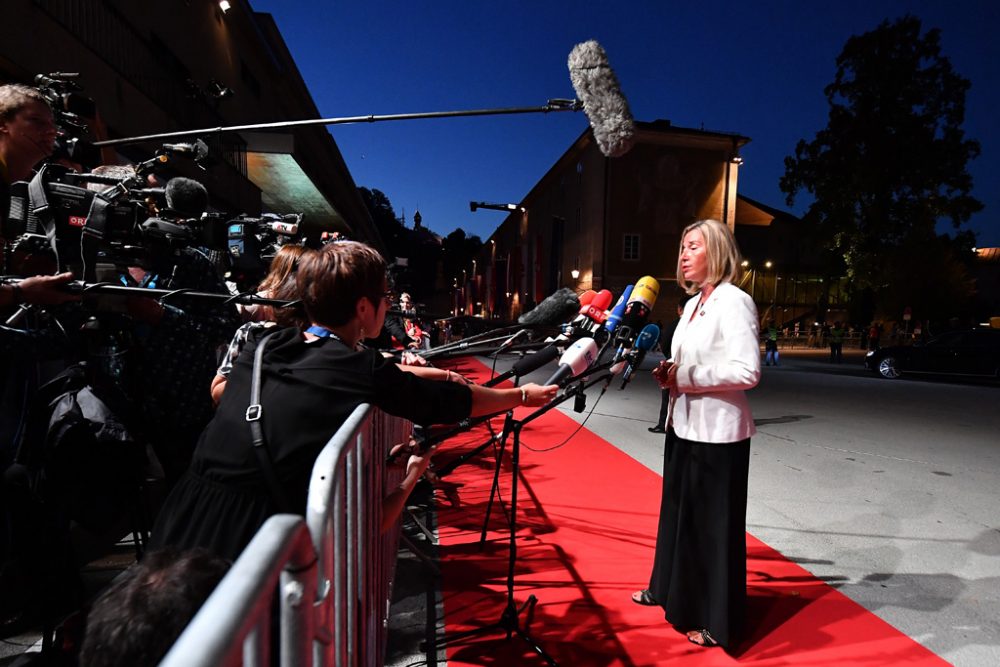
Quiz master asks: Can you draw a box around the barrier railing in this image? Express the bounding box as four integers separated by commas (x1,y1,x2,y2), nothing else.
159,404,411,667
159,515,317,667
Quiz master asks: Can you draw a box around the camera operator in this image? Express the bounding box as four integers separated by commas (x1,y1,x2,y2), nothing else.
123,198,240,481
80,165,240,481
0,84,58,238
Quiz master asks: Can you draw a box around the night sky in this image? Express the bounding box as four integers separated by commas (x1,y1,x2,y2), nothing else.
250,0,999,248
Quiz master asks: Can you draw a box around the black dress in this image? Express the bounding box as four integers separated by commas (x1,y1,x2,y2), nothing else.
647,429,751,650
149,326,471,560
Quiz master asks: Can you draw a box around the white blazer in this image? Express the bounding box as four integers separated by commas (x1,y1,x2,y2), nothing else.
667,281,761,443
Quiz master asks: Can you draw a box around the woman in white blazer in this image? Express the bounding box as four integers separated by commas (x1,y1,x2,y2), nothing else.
631,219,761,650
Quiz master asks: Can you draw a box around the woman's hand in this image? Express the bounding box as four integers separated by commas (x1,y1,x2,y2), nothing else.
519,383,560,407
652,360,678,390
400,351,428,366
445,369,472,384
405,452,432,480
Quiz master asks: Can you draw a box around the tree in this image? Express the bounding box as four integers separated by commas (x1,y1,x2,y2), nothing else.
780,16,981,320
441,228,483,286
358,187,406,252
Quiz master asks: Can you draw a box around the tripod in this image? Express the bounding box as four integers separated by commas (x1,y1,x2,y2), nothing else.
441,372,612,665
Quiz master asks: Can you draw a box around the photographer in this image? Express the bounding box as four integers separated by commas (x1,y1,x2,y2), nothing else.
397,292,429,349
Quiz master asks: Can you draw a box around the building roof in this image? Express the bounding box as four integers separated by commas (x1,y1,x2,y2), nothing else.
735,194,802,228
481,119,752,245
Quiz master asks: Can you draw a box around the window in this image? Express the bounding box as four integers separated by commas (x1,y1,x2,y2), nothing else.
623,233,640,261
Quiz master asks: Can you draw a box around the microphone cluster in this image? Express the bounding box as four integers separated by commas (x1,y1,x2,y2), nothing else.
484,274,662,392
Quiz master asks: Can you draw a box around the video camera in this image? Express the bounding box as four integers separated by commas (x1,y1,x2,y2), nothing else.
1,159,233,277
2,73,308,286
33,72,101,167
225,212,303,290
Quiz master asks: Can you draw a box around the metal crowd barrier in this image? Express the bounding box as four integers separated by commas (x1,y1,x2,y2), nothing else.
160,404,412,667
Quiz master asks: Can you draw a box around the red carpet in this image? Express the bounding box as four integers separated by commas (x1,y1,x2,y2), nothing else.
432,359,950,666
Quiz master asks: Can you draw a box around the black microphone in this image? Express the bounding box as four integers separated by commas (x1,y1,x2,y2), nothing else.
164,177,209,218
494,328,530,355
518,287,580,326
161,139,209,160
568,40,636,158
483,345,560,387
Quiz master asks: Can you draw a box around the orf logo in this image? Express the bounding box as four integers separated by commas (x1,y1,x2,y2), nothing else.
69,215,87,228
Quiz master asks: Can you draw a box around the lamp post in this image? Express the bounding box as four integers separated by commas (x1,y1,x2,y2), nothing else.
469,201,525,213
764,260,778,312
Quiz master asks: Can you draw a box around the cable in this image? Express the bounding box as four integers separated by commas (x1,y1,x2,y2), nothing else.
521,383,609,453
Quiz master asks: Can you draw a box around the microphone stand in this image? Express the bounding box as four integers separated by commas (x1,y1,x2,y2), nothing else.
477,363,615,545
0,278,294,308
441,370,612,665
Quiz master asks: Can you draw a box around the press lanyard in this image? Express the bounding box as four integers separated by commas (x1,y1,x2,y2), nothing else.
305,325,343,343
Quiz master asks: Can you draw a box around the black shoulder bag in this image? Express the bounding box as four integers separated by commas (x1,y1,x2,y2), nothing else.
246,330,293,512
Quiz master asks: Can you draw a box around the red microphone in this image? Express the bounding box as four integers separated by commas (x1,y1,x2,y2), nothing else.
576,289,613,332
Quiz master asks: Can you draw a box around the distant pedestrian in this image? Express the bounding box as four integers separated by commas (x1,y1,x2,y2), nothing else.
829,321,844,363
764,320,779,366
868,323,881,352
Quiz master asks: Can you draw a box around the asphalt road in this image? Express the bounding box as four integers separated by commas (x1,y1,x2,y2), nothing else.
525,347,1000,666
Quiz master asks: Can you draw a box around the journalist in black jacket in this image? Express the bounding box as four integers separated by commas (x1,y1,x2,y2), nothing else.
150,241,557,559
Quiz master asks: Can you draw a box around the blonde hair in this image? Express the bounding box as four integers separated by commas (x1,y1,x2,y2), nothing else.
675,219,743,295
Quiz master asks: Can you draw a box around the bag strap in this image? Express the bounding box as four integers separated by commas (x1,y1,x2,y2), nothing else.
246,329,292,512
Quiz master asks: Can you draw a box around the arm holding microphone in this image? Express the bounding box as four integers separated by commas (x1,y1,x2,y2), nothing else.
467,382,558,416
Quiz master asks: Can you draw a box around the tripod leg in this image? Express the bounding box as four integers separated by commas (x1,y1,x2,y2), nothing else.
479,413,514,546
434,431,499,477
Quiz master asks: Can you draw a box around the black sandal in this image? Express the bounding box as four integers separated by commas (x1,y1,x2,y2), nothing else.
686,629,719,647
630,589,658,606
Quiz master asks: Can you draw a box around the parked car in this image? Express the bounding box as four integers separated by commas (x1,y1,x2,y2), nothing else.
865,328,1000,380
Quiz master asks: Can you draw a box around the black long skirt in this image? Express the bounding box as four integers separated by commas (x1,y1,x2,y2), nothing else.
647,428,750,650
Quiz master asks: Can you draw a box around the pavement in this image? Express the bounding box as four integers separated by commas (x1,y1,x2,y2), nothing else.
387,346,1000,666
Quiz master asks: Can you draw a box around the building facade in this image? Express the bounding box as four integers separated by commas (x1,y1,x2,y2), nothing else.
460,120,748,323
1,0,380,246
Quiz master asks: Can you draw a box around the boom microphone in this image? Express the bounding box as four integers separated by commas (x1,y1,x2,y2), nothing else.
164,177,209,218
568,40,636,158
518,287,580,326
544,337,598,387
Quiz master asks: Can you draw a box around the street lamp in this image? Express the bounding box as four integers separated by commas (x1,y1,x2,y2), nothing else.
570,268,580,280
470,201,525,213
